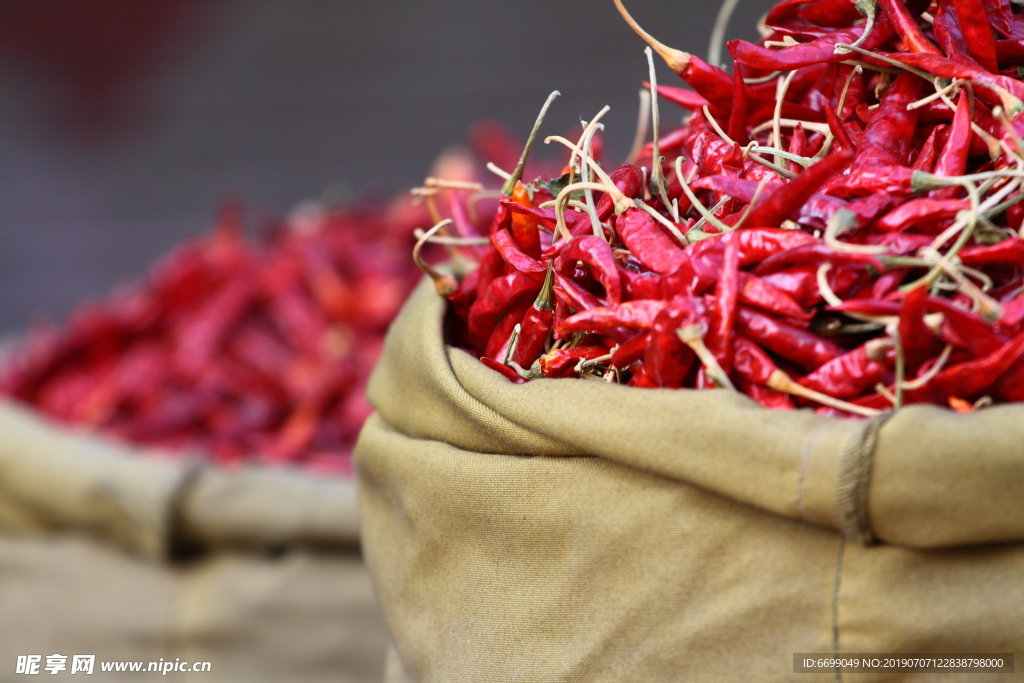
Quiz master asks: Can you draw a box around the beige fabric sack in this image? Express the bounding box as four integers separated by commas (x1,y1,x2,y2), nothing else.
357,278,1024,683
0,400,387,683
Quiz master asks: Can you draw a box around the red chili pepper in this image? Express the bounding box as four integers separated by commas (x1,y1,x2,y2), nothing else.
484,295,534,361
467,271,544,353
739,378,796,410
727,61,751,146
910,124,948,173
752,244,884,276
644,297,698,387
611,331,650,368
727,17,895,71
943,0,1000,73
960,238,1024,267
873,198,969,232
926,296,1007,357
509,181,542,260
553,275,603,312
883,51,1024,102
620,267,663,300
491,228,547,273
743,147,855,227
736,306,844,369
797,340,890,399
877,0,943,55
706,234,740,374
823,102,855,153
899,284,937,372
615,208,686,274
732,335,777,385
554,235,623,305
557,300,669,334
911,329,1024,400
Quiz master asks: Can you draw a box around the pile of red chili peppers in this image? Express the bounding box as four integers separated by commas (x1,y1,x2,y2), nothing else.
423,0,1024,417
0,199,439,473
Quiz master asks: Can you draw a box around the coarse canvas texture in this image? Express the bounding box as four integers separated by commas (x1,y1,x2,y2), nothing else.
356,278,1024,682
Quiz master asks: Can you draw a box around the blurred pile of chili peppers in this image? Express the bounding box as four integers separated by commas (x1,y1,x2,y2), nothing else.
425,0,1024,417
0,134,515,471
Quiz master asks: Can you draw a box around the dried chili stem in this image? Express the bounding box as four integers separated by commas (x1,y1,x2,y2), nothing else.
901,343,953,391
502,90,561,197
677,325,737,391
613,0,692,73
636,200,689,245
772,71,797,168
675,156,734,232
645,47,673,211
413,219,459,296
708,0,741,67
486,162,512,180
768,370,882,416
824,208,888,254
626,88,652,164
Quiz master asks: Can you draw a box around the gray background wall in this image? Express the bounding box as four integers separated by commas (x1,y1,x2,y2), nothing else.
0,0,775,336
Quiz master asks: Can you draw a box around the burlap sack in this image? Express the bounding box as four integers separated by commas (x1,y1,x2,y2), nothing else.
0,401,387,683
356,278,1024,683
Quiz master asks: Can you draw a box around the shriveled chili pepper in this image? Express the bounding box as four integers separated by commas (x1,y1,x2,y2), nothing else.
899,284,937,372
727,17,896,71
615,207,685,274
744,147,855,227
611,331,650,368
736,306,844,369
752,244,884,276
491,228,547,273
468,271,544,353
877,0,942,55
554,275,603,312
558,299,668,334
509,181,542,260
554,235,622,305
873,198,969,232
706,234,740,374
909,329,1024,400
797,339,891,399
943,0,1000,73
484,295,534,361
645,296,698,387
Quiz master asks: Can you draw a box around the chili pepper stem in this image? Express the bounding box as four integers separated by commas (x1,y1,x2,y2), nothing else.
625,88,652,165
613,0,692,73
535,262,555,310
502,324,522,366
840,0,877,52
708,0,740,68
674,156,734,232
501,91,561,197
824,209,888,254
644,47,673,211
486,162,512,180
766,370,882,417
636,200,689,245
772,72,797,169
902,343,953,391
413,219,459,296
676,325,736,391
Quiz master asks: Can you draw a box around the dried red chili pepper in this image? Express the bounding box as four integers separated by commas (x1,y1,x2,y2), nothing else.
554,235,623,305
736,307,843,369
